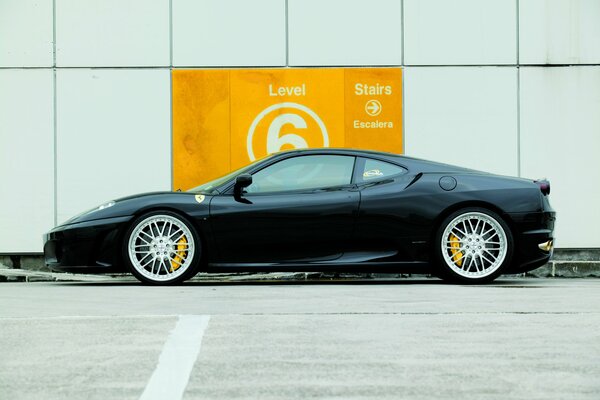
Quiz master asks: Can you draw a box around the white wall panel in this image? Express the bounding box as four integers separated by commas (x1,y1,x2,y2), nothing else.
520,67,600,248
0,0,53,67
173,0,285,67
404,67,518,176
56,69,170,224
0,70,54,252
56,0,169,67
288,0,402,66
404,0,516,65
520,0,600,64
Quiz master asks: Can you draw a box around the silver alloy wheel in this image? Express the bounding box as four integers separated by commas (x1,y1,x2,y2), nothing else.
127,214,195,282
440,211,508,278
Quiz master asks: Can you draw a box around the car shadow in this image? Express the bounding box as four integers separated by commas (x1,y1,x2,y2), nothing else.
54,276,538,287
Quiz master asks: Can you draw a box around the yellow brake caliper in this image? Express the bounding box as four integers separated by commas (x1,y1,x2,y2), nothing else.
170,236,187,272
449,233,463,267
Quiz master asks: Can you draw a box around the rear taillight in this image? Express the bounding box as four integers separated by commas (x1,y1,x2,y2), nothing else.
535,179,550,195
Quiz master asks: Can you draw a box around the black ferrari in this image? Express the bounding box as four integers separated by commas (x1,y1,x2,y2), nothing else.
44,148,555,284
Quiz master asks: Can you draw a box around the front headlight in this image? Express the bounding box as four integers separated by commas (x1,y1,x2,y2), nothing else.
98,201,115,211
57,200,118,227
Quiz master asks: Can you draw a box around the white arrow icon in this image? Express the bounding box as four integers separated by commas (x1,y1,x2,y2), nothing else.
365,99,382,116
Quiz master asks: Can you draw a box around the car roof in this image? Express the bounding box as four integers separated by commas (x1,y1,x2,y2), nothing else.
275,147,403,159
273,148,480,174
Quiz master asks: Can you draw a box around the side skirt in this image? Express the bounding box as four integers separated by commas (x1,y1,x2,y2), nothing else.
205,261,431,274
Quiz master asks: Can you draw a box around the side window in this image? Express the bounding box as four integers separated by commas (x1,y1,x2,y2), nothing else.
359,158,407,182
246,155,355,194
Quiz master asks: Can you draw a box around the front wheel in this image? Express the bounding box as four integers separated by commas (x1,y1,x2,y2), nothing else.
434,208,514,284
123,211,201,285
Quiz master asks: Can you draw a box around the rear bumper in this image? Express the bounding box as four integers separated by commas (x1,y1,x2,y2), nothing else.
44,216,132,273
506,209,556,274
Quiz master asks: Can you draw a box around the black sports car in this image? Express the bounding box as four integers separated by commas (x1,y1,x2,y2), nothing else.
44,148,555,284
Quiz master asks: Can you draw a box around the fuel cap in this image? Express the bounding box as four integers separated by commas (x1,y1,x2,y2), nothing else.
439,176,457,191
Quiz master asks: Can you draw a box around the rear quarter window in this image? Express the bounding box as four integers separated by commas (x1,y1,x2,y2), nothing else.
358,158,407,183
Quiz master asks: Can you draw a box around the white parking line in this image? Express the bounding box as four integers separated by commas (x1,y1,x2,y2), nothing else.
140,315,211,400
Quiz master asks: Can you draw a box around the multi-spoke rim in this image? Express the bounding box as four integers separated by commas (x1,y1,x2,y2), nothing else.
441,212,507,278
128,215,195,282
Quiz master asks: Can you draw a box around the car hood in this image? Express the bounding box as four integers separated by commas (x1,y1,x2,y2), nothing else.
58,191,211,227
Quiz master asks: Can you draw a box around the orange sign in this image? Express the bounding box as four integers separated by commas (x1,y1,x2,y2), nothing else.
172,68,402,190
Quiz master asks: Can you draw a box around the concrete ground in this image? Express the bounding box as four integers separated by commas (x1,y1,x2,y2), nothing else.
0,278,599,399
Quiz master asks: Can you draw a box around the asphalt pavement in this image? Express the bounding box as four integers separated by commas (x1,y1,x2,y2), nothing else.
1,278,599,399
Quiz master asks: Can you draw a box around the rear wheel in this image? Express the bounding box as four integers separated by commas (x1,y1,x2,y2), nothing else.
123,211,200,285
435,207,513,283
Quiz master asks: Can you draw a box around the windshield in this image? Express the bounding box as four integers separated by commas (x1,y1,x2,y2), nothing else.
187,156,273,194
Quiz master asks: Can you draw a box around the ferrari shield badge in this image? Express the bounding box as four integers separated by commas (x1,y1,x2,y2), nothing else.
195,194,205,204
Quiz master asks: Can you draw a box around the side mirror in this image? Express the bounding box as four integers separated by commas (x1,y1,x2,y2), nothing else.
234,174,252,197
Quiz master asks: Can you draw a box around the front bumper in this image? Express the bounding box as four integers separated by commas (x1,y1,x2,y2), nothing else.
44,216,132,273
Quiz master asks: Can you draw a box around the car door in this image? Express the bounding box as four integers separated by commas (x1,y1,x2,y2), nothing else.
209,154,360,264
351,157,424,261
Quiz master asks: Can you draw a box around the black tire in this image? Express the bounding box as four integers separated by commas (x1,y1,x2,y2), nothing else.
122,211,201,285
434,207,514,284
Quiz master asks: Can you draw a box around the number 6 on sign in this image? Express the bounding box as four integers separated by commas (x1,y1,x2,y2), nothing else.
246,102,329,161
267,113,309,154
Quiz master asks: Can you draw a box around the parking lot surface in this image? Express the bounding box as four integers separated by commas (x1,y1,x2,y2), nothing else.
1,278,599,399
